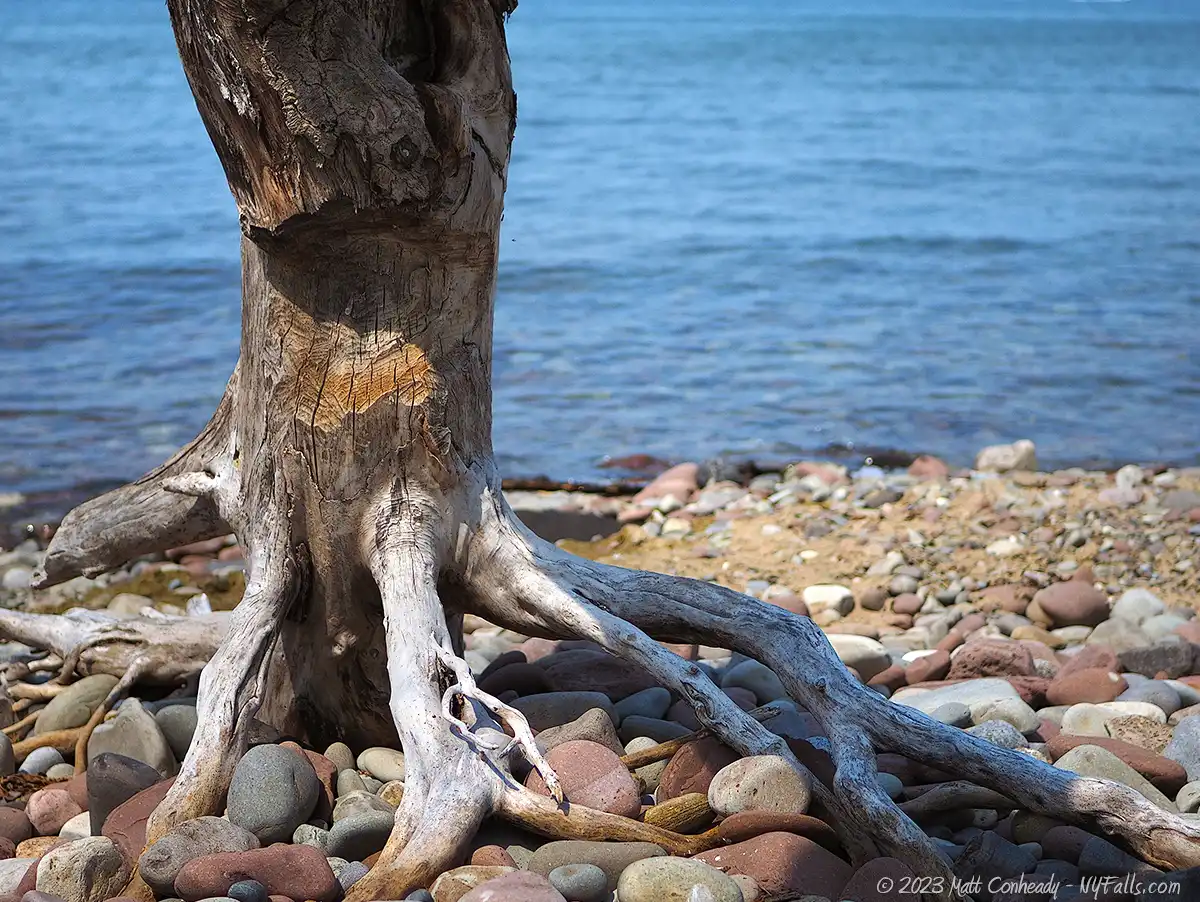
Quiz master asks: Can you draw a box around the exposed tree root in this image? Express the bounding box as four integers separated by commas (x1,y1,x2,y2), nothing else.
13,727,84,762
0,608,225,684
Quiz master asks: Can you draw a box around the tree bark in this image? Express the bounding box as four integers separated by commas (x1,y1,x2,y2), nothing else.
17,2,1200,899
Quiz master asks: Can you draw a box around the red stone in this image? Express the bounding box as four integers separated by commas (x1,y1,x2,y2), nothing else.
1046,736,1187,796
908,456,949,479
0,810,32,846
1045,669,1127,706
1056,646,1119,679
763,592,809,617
1036,719,1061,742
661,642,702,660
1004,676,1051,707
102,777,175,865
25,789,81,836
957,613,987,634
173,843,340,902
459,870,567,902
658,739,741,801
905,651,950,685
693,832,852,898
947,640,1036,680
58,774,89,813
470,845,517,868
165,537,227,559
1033,581,1109,628
935,632,965,654
976,585,1033,615
632,462,701,504
867,665,907,693
891,594,922,616
517,638,560,662
524,740,641,818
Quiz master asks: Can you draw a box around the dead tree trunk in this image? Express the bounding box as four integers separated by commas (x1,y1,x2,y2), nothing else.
22,1,1200,899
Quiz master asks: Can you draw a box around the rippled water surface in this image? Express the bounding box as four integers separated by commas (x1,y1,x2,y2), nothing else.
2,0,1198,507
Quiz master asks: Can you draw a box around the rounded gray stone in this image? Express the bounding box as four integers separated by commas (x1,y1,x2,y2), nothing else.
708,755,812,817
226,743,321,844
154,705,198,761
1165,716,1200,782
19,747,64,775
87,699,176,776
1177,781,1200,814
548,862,607,902
326,810,394,861
1118,681,1182,717
528,840,666,892
336,769,367,797
719,659,787,703
334,859,369,891
535,707,625,756
32,675,118,736
930,702,972,728
292,823,331,851
331,789,394,822
614,688,672,722
0,733,14,777
323,742,355,773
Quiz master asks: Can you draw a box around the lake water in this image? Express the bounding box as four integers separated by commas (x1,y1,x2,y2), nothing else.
2,0,1198,515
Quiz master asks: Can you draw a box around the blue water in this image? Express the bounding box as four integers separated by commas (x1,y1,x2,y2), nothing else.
2,0,1199,505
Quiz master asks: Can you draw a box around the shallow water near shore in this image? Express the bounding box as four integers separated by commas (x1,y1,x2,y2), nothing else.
1,0,1199,509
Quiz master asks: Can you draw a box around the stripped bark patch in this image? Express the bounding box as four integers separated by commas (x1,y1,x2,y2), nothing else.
285,316,437,430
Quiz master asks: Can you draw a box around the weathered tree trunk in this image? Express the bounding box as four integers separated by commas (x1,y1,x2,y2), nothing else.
20,2,1200,900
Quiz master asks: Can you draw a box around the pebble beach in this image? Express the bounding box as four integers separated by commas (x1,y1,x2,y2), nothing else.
0,439,1199,901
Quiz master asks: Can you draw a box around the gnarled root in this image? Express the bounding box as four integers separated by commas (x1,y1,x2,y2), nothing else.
0,608,224,752
455,478,1200,898
0,608,226,685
